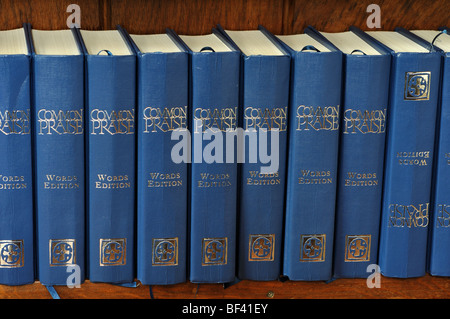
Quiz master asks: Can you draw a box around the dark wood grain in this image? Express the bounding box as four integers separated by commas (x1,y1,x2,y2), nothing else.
109,0,286,35
0,1,448,35
0,0,102,30
0,0,30,30
286,0,450,34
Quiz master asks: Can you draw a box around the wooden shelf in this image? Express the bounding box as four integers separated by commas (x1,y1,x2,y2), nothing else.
1,0,449,301
1,275,449,299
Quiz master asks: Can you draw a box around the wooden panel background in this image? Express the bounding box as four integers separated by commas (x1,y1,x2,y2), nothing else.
0,0,448,33
0,0,449,299
284,0,450,33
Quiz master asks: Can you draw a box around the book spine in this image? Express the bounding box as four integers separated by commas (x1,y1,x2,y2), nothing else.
189,51,240,283
137,52,189,285
87,55,136,283
283,51,342,281
379,52,441,278
333,54,391,278
33,55,85,285
428,54,449,276
237,55,290,281
0,55,34,285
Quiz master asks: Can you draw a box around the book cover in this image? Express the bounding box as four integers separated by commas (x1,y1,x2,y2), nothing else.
274,29,343,281
315,27,391,278
367,29,441,278
217,26,290,281
77,28,137,283
0,27,34,286
172,29,240,283
29,26,86,286
125,30,189,285
405,29,450,276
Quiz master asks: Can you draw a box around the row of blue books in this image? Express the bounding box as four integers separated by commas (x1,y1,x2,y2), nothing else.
1,23,450,286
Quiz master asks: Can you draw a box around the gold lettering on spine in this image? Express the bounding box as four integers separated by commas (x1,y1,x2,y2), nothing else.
90,109,134,135
396,151,430,166
245,106,287,131
38,109,83,135
43,175,80,190
296,105,339,131
246,171,280,186
194,107,237,133
95,174,131,189
142,106,187,133
436,204,450,228
343,108,386,134
344,172,378,187
0,175,27,190
197,172,232,188
147,172,183,188
298,170,333,185
445,153,450,165
0,109,30,135
388,203,429,228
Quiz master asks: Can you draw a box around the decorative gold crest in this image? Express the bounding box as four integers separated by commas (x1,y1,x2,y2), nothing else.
100,238,126,266
49,239,76,266
152,238,178,266
202,238,227,266
345,235,371,262
300,234,326,262
0,240,24,268
248,234,275,261
404,71,431,101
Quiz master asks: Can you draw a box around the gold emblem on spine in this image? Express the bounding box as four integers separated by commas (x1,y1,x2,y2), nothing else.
300,234,326,262
0,240,24,268
202,238,227,266
404,71,431,101
100,238,126,266
49,239,76,266
344,235,371,262
152,238,178,266
248,234,275,261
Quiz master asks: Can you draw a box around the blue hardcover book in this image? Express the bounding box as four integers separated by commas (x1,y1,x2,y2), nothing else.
217,26,290,281
77,28,136,283
0,27,34,286
406,29,450,276
172,30,240,283
274,30,343,281
316,27,391,278
29,26,86,285
366,29,441,278
124,31,189,285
